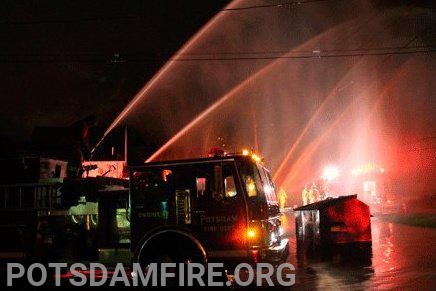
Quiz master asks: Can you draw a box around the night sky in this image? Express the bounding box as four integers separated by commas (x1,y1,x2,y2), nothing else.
0,0,230,146
1,1,434,199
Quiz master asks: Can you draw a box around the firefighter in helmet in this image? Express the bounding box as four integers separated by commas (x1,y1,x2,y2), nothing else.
65,114,97,178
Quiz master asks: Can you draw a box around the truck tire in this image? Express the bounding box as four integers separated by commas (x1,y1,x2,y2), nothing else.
135,230,207,287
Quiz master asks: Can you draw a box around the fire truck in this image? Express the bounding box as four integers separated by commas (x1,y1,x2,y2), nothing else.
131,151,289,270
0,151,288,279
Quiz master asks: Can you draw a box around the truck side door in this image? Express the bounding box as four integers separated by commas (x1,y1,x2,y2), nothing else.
190,161,247,256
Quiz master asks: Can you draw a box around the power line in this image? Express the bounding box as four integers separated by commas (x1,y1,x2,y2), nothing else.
222,0,336,11
0,48,433,64
170,48,435,61
0,45,430,58
176,45,432,56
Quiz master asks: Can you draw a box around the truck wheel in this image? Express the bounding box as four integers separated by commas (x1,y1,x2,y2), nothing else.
136,231,206,287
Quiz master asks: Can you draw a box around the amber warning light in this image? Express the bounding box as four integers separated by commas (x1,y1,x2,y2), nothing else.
247,229,257,239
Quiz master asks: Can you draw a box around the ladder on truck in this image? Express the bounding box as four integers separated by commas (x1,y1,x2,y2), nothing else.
0,181,63,210
0,181,63,263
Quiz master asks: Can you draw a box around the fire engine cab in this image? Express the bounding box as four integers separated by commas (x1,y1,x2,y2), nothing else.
130,151,289,270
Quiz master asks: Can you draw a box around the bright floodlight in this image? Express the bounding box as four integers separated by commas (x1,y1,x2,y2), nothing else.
322,166,339,181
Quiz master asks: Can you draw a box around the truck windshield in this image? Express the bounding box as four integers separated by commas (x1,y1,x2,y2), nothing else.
257,165,279,206
236,159,280,218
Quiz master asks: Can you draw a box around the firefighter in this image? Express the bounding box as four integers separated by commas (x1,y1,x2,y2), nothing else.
278,188,287,209
308,182,319,203
65,114,97,178
302,184,310,205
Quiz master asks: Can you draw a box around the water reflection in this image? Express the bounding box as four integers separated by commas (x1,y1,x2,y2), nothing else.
379,222,394,268
281,211,436,290
294,236,374,289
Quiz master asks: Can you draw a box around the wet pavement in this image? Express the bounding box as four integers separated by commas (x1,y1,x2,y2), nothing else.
280,210,436,290
3,211,435,290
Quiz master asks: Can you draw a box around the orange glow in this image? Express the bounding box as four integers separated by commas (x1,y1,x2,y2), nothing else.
251,153,261,163
246,221,263,244
162,169,172,181
231,222,250,245
241,148,263,163
247,229,257,239
246,180,256,197
81,161,127,179
352,162,385,176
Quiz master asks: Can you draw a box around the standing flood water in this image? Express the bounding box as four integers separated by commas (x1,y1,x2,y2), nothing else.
281,211,436,290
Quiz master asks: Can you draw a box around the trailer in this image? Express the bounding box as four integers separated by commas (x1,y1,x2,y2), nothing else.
294,195,372,252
